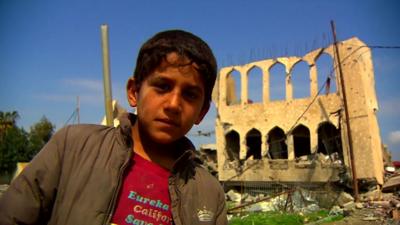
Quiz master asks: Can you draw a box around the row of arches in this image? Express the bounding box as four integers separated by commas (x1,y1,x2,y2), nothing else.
226,53,337,105
225,122,342,162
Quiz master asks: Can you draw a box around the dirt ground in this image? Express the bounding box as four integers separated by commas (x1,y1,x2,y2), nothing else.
321,207,399,225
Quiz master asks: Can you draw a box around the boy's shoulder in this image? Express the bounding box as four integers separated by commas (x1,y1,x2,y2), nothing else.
58,123,114,137
192,164,223,191
52,124,120,147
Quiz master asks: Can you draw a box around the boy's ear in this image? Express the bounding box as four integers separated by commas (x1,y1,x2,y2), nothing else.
194,102,210,125
126,77,138,107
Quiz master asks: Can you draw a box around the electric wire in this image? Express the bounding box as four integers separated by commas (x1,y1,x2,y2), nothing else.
284,44,376,136
63,109,77,127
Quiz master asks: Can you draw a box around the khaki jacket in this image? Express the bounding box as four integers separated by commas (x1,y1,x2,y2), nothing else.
0,114,227,225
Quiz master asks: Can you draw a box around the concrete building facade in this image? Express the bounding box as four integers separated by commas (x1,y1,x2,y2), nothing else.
214,37,384,185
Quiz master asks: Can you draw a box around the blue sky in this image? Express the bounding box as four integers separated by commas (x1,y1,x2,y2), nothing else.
1,0,399,159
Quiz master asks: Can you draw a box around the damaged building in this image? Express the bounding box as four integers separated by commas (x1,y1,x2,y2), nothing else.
213,37,384,186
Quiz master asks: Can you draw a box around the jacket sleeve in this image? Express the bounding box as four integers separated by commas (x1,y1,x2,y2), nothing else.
0,126,68,225
215,186,228,225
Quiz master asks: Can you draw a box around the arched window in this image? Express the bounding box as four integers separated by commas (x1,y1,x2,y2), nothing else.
267,127,287,159
245,128,262,159
247,66,263,103
316,53,337,95
269,63,286,101
292,124,311,158
225,130,240,161
317,122,343,161
226,70,241,105
291,61,310,99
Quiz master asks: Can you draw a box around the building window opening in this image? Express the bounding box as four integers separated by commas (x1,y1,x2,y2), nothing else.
291,60,310,99
245,128,262,160
317,122,343,161
226,70,241,105
316,53,337,95
225,130,240,161
267,127,288,159
247,66,263,104
269,62,286,101
292,124,311,158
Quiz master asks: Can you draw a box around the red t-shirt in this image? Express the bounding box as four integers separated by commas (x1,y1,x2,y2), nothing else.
111,153,173,225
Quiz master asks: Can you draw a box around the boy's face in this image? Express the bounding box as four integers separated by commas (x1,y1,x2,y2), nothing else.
127,52,209,144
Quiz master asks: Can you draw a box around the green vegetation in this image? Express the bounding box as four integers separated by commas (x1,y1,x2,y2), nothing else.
0,111,55,179
228,210,343,225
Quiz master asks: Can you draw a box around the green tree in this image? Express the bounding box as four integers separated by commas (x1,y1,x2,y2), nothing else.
0,112,55,176
0,111,19,135
25,116,55,161
0,122,28,175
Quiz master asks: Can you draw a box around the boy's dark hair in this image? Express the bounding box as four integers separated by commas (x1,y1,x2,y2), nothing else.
133,30,217,105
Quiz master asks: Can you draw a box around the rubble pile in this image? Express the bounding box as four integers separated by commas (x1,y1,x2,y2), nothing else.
226,188,323,214
225,180,400,223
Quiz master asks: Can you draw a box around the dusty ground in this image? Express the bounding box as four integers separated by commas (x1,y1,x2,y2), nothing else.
318,207,398,225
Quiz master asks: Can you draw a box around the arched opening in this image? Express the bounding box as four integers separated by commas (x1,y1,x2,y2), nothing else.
291,61,310,99
225,130,240,161
317,122,343,161
267,127,287,159
226,70,241,105
247,66,263,104
292,124,311,158
316,53,337,95
245,128,262,160
269,63,286,101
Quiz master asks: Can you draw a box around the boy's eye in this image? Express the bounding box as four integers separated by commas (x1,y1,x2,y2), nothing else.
153,82,171,92
183,90,200,101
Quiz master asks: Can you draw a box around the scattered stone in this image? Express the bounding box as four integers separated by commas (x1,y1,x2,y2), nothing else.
226,190,241,202
244,195,256,203
246,201,276,212
361,189,382,201
386,166,396,173
362,216,379,221
329,205,344,216
392,209,400,221
342,201,355,210
355,202,364,209
370,200,391,208
241,193,249,202
390,198,400,208
383,174,400,193
337,191,354,207
301,203,320,214
382,192,395,201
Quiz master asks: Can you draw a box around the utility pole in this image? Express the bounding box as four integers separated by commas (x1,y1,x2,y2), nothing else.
330,21,359,201
101,24,113,126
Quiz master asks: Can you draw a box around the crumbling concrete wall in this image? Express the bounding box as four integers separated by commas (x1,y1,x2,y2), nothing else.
214,37,384,184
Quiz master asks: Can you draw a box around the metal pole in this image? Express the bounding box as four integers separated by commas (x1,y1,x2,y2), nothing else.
101,24,113,126
330,21,359,201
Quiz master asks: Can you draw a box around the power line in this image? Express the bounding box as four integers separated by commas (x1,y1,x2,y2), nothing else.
358,44,400,49
63,109,77,127
63,96,81,127
285,43,371,136
286,77,329,136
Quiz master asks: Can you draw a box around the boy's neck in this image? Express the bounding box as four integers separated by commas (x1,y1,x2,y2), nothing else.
131,122,178,171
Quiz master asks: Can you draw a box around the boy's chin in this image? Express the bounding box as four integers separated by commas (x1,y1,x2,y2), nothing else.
149,132,182,145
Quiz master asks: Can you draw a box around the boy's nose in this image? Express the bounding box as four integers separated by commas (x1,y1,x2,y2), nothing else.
165,91,182,114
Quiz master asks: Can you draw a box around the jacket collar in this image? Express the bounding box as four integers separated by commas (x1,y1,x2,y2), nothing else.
117,113,201,182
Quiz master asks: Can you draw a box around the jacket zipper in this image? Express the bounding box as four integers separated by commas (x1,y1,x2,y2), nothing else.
169,174,182,225
103,149,132,225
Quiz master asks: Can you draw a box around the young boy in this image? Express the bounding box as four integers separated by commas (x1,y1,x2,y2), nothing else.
0,30,227,225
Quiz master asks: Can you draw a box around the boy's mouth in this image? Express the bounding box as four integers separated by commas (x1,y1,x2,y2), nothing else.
156,118,180,127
